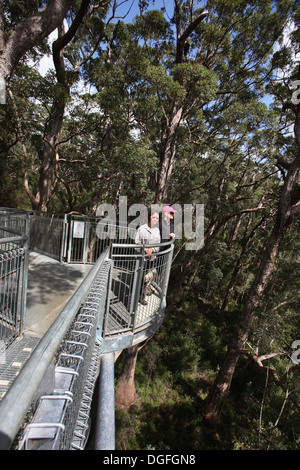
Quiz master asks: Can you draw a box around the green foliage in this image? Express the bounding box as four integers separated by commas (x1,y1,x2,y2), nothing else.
2,0,300,450
133,9,171,41
3,0,45,29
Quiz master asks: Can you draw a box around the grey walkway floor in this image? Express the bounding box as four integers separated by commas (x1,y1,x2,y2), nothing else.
0,252,92,400
24,252,92,337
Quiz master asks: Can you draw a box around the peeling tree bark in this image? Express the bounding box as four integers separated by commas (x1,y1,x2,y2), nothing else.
115,345,139,408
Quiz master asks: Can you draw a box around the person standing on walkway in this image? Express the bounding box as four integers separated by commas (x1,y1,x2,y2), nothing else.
159,205,176,248
135,210,160,248
135,210,160,305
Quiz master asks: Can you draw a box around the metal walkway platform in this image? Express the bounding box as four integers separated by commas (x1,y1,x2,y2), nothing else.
0,252,92,400
0,210,174,450
24,252,92,337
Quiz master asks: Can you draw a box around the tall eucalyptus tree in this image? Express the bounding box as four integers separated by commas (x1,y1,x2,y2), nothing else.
92,0,295,409
0,0,111,212
205,4,300,426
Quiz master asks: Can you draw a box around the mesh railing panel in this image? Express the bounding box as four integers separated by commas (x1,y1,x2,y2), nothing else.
16,259,111,450
0,211,28,239
30,215,66,261
0,210,28,346
52,260,111,450
105,243,173,335
0,248,26,346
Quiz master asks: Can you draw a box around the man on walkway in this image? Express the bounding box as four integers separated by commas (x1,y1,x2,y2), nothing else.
159,205,176,248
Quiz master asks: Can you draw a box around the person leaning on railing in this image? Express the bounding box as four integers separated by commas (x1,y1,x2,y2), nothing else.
134,210,160,305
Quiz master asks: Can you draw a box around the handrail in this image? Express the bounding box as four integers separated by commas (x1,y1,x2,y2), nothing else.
104,240,174,337
0,235,27,245
94,352,115,450
111,240,174,249
0,208,28,213
0,248,109,450
109,240,174,259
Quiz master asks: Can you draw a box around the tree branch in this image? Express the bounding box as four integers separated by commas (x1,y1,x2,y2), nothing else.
276,155,291,171
3,0,75,79
176,9,208,63
52,0,92,58
240,349,300,410
291,200,300,216
6,87,38,207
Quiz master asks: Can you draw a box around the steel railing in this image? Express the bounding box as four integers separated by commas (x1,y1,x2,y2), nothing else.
66,215,137,264
29,213,67,262
105,241,174,336
0,249,110,450
0,209,29,346
0,248,27,345
0,209,175,450
0,208,29,244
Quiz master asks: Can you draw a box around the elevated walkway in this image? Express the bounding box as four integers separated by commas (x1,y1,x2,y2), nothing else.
25,252,92,337
0,209,174,450
0,252,92,400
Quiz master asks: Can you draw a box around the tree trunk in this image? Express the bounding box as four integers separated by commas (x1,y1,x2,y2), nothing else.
155,104,183,203
220,215,266,314
154,7,208,203
30,0,91,212
0,0,74,83
205,154,300,428
115,345,139,408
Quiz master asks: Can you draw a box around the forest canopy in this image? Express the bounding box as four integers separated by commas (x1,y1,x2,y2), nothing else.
0,0,300,450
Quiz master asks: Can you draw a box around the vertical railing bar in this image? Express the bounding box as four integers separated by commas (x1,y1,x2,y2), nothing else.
83,221,89,264
60,214,68,263
67,218,73,264
131,246,145,333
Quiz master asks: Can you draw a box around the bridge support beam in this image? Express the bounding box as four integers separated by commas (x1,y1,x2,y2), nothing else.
94,352,115,450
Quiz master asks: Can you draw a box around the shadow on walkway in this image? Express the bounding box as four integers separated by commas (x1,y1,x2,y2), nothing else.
24,252,92,336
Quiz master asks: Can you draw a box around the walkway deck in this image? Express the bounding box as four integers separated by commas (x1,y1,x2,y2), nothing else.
0,250,165,401
0,252,92,399
24,252,92,337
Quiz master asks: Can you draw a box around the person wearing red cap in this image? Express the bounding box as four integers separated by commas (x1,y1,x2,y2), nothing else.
159,205,176,247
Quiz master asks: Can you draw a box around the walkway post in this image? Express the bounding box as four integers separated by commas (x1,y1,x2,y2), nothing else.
94,352,115,450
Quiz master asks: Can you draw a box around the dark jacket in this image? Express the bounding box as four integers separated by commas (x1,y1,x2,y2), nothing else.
159,217,174,244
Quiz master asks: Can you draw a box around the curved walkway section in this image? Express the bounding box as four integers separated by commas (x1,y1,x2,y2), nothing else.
25,252,92,336
0,240,174,449
0,252,92,400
